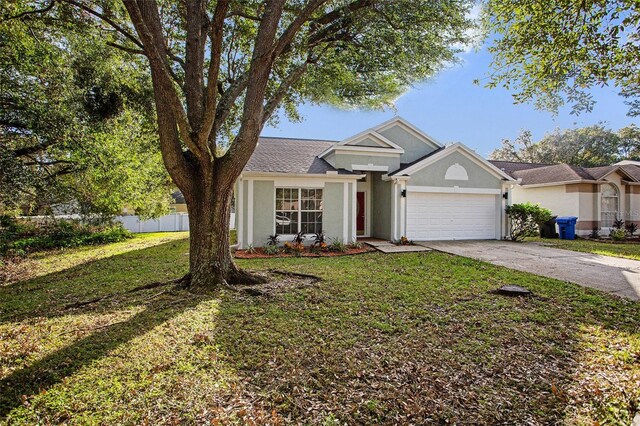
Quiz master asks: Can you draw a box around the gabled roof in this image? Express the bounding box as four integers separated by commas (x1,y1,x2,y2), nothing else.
243,137,354,175
492,160,640,186
511,164,595,186
389,143,514,181
390,147,446,175
372,116,443,149
620,165,640,181
336,129,405,151
319,116,442,159
489,160,552,174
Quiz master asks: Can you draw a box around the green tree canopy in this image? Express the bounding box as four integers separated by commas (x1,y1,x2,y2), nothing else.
6,0,476,289
482,0,640,115
490,124,640,166
0,3,171,217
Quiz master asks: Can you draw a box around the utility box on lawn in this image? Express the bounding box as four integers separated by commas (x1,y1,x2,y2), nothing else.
556,216,578,240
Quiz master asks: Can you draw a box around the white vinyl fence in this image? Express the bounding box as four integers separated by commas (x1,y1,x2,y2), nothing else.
115,212,235,233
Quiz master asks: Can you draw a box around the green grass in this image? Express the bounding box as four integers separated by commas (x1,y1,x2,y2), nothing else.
527,236,640,261
1,233,639,424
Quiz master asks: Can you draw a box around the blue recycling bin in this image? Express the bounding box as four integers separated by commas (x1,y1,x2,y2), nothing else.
556,216,578,240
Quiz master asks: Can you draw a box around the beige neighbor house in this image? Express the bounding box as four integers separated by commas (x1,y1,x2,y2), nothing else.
235,117,516,248
491,160,640,236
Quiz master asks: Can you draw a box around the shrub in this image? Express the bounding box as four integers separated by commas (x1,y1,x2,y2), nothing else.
312,232,326,246
589,227,601,239
283,241,305,256
329,238,347,253
266,234,279,246
506,203,553,241
612,218,625,230
397,236,412,246
292,231,305,245
0,218,132,256
610,228,626,241
263,244,280,256
347,240,363,250
625,222,638,237
245,244,257,254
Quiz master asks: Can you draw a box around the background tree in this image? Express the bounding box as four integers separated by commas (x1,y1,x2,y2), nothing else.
0,4,171,217
490,125,640,166
482,0,640,115
8,0,475,291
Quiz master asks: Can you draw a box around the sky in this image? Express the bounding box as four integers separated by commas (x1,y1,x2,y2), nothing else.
263,46,640,158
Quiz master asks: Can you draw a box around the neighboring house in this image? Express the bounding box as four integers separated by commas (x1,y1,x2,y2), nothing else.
170,191,188,213
236,117,515,248
492,160,640,236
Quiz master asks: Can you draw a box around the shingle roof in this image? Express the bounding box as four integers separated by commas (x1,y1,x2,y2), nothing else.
491,160,640,186
388,147,445,176
488,160,552,175
510,164,595,185
243,137,354,175
584,166,617,180
620,165,640,181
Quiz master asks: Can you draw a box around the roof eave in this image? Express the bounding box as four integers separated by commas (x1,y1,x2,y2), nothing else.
240,171,364,179
517,179,602,188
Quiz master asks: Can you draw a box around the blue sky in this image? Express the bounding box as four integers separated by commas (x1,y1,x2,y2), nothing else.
264,47,640,157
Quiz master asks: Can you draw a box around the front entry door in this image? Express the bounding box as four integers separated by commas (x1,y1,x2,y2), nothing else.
357,191,366,235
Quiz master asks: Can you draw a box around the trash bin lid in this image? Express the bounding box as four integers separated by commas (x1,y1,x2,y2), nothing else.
556,216,578,223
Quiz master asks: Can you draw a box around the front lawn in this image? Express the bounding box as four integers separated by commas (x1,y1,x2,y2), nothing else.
1,233,638,424
527,236,640,261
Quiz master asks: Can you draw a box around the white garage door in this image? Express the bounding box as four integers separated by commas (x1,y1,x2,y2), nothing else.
406,192,498,240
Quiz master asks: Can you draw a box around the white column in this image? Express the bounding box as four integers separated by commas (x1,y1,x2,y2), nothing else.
391,181,398,241
237,179,244,248
343,182,349,242
400,180,406,237
247,179,254,246
351,181,357,242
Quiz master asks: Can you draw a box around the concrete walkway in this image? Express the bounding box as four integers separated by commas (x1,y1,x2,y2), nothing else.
366,240,432,254
417,240,640,301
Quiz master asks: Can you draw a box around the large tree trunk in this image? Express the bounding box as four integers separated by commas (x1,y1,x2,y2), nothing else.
184,180,264,292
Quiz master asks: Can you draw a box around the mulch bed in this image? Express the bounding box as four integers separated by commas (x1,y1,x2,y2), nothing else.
234,245,375,259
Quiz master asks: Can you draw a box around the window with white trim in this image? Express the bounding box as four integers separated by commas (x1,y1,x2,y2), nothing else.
601,183,619,228
275,188,323,234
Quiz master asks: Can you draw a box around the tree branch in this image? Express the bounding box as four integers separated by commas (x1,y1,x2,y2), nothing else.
313,0,374,26
201,0,229,155
1,0,56,22
60,0,143,49
226,9,261,21
106,41,145,55
262,62,309,125
122,0,200,158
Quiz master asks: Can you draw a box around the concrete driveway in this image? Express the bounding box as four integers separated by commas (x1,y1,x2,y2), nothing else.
417,240,640,301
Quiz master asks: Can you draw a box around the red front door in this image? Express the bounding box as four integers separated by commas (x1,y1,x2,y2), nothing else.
357,191,365,235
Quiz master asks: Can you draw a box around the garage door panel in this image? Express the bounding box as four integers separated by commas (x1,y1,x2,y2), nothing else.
406,192,497,240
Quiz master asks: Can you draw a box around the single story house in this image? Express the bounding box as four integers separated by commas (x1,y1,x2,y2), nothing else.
491,160,640,236
236,117,515,248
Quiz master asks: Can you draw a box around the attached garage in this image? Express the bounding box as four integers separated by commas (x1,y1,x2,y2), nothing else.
406,191,500,240
387,143,514,241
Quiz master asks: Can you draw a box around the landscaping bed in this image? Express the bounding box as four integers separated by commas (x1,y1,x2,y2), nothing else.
235,244,374,258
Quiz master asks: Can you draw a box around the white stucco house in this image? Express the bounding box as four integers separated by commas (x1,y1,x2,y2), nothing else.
235,117,516,248
491,159,640,236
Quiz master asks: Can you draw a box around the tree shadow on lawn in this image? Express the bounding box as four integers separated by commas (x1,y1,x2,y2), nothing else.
0,293,204,417
0,251,638,424
0,239,203,417
211,254,640,424
0,238,190,324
